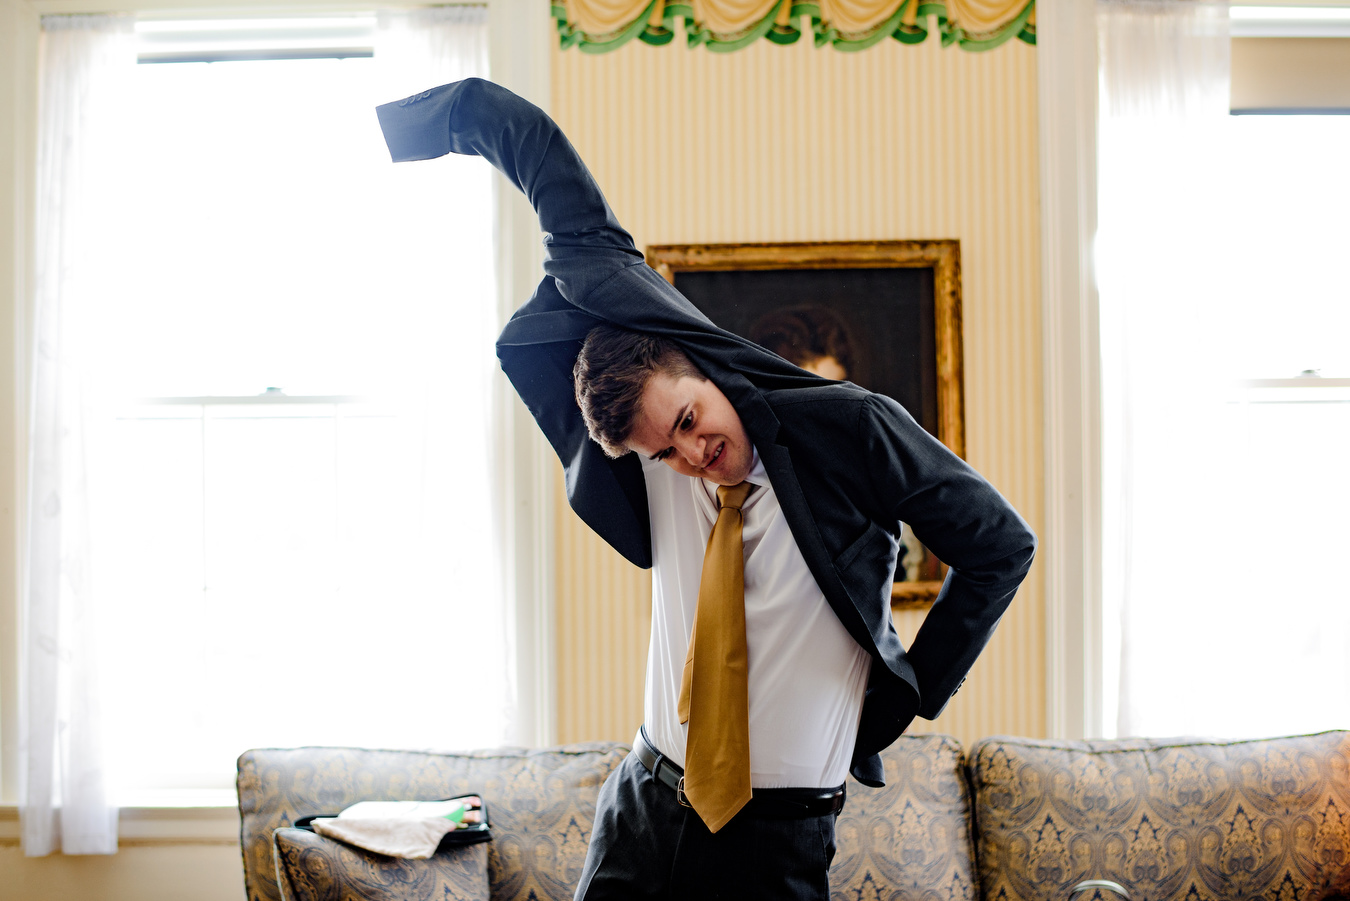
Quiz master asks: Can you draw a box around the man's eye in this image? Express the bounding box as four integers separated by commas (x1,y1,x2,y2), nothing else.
657,448,674,461
680,414,693,431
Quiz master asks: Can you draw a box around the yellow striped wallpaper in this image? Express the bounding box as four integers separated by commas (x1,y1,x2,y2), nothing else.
549,33,1046,751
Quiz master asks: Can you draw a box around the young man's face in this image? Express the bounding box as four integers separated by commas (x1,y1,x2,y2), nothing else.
625,372,754,486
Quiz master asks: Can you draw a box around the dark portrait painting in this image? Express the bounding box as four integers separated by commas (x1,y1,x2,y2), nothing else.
646,241,965,607
673,267,938,441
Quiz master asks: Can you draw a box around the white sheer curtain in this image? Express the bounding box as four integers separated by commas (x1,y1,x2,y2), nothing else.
377,5,489,95
23,14,135,857
24,7,504,853
1097,1,1243,738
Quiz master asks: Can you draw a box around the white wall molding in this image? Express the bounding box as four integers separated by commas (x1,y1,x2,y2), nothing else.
1037,0,1103,741
489,0,556,749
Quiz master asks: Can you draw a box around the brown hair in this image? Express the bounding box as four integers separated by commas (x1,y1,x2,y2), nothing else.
573,325,703,459
748,305,855,378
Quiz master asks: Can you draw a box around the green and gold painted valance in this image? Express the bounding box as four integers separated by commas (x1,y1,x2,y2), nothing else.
554,0,1035,52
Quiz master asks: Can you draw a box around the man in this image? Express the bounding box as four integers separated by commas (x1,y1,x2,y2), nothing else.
376,78,1035,900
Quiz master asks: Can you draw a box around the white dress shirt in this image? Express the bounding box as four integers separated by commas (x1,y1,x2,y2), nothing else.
642,449,870,789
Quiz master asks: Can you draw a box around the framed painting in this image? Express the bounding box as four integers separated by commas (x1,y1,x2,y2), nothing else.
645,240,964,609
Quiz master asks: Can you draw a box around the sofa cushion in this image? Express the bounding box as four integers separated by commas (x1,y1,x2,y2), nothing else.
238,743,628,901
970,731,1350,901
274,826,489,901
830,734,980,901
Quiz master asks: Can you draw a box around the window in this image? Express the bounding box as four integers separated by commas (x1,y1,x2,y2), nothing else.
1099,5,1350,739
31,13,507,807
1118,113,1350,739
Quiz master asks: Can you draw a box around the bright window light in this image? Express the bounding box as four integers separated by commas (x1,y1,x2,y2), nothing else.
79,49,505,805
1230,6,1350,22
1105,112,1350,740
1208,116,1350,380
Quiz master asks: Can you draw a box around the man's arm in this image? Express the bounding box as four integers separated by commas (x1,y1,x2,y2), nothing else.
378,78,670,568
375,78,644,304
375,79,826,570
376,78,802,384
859,394,1036,720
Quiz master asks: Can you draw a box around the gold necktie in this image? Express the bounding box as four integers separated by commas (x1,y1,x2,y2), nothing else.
678,480,754,833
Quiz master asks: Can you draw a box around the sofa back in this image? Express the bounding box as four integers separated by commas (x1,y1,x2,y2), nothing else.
969,731,1350,901
240,731,1350,901
239,736,980,901
237,742,628,901
831,733,981,901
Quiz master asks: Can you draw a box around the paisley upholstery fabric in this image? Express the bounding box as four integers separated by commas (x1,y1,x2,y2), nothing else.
242,731,1350,901
273,826,489,901
969,732,1350,901
830,734,980,901
238,743,628,901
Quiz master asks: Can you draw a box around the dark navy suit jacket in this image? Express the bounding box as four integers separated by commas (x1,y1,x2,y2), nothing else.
376,78,1036,787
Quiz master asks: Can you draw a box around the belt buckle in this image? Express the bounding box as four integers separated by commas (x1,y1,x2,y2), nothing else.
675,776,692,808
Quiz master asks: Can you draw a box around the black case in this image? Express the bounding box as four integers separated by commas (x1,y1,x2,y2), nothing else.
292,796,493,850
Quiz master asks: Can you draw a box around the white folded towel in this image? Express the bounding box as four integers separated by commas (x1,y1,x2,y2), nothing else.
310,798,483,859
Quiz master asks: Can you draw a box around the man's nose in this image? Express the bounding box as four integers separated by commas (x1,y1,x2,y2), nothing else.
677,434,703,467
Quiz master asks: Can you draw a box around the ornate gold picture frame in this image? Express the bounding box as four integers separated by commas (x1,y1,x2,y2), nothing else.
645,240,964,609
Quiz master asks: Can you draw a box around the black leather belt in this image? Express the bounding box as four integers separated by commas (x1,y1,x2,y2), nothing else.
634,727,845,820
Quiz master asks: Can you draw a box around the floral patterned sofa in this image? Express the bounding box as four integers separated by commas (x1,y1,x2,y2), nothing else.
237,731,1350,901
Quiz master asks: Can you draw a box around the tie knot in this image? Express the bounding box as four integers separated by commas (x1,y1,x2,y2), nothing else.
716,481,753,511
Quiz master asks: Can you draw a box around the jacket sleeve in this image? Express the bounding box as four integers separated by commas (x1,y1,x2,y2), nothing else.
858,394,1037,720
377,78,670,568
375,78,645,305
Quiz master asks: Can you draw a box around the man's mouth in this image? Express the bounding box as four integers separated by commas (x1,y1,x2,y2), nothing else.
706,442,725,470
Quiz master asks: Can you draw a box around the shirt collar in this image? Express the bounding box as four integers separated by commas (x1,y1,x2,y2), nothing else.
745,446,768,487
